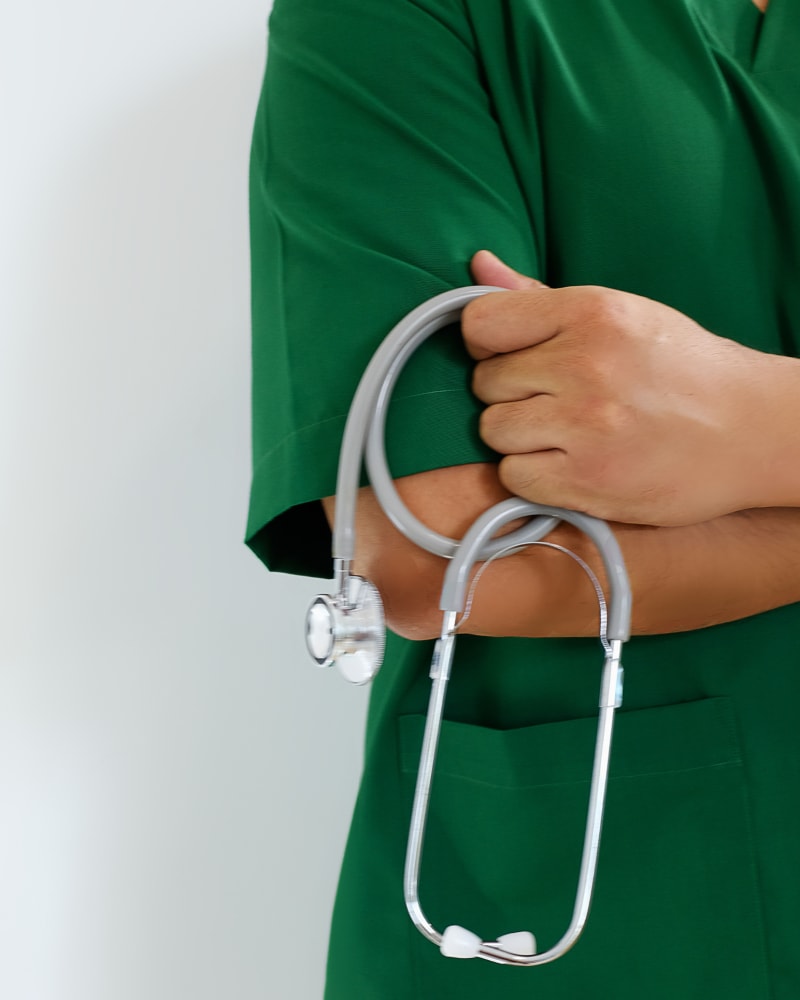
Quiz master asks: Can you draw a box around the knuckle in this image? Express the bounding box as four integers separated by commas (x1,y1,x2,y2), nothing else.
461,296,491,337
471,361,489,401
575,286,629,330
498,454,533,494
479,398,530,448
597,397,631,436
478,404,501,443
559,342,616,390
600,398,630,435
573,393,627,434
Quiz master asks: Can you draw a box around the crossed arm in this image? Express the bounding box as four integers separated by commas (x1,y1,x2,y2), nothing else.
322,468,800,641
322,252,800,642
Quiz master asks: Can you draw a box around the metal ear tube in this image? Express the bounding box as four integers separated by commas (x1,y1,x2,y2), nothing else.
305,287,632,966
404,496,629,966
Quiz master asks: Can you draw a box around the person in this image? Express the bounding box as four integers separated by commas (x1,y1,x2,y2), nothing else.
247,1,800,996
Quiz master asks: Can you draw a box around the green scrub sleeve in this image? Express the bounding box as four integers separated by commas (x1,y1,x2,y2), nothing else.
246,0,541,577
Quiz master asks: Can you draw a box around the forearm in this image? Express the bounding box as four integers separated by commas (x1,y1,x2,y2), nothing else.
462,507,800,639
323,464,800,640
743,351,800,510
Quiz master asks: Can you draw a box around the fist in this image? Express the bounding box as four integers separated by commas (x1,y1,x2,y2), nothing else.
463,252,770,526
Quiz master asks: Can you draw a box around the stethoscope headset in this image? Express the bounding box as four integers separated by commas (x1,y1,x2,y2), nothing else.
305,286,632,966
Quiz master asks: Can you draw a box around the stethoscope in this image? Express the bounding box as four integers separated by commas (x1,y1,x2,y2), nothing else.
305,286,632,966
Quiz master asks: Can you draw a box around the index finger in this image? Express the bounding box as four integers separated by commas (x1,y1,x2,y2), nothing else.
461,286,562,360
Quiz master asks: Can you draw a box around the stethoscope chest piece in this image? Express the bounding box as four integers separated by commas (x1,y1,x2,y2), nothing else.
305,575,385,685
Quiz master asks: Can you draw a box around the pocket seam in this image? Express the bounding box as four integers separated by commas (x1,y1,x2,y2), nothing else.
398,696,741,789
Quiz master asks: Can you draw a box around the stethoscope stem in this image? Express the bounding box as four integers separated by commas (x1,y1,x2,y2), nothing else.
404,615,458,947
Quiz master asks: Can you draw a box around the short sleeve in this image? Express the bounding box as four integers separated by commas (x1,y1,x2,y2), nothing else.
246,0,541,576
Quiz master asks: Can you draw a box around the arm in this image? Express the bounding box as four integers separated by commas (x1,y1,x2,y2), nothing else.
323,254,800,638
322,465,800,641
322,252,800,642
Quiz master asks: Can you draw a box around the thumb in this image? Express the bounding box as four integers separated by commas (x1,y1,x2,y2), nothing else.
470,250,547,290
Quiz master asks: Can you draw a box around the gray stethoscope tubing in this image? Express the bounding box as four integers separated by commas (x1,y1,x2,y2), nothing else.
312,284,633,966
404,496,629,966
331,286,560,593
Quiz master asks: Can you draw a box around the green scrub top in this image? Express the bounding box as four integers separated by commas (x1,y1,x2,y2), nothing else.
247,1,800,996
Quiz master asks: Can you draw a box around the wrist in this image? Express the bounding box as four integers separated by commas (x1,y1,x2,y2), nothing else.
736,352,800,510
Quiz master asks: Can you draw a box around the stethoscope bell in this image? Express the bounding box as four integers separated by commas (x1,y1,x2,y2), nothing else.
305,575,385,685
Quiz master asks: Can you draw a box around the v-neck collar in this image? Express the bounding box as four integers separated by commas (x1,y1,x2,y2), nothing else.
751,0,800,71
693,0,798,72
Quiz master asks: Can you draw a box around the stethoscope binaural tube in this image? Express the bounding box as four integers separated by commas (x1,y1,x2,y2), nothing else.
305,285,633,965
404,496,629,966
331,286,561,589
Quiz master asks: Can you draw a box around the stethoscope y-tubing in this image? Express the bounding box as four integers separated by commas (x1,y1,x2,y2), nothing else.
404,496,626,966
332,286,561,586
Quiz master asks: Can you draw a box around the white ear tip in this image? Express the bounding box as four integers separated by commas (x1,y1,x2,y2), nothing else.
496,931,537,956
440,925,482,959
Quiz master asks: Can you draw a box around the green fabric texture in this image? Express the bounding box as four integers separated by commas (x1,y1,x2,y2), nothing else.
248,0,800,996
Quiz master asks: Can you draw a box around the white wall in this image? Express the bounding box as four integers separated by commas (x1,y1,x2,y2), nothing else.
2,3,368,997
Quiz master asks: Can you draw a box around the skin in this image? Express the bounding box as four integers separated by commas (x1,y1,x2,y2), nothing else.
321,246,800,641
464,253,800,525
322,470,800,642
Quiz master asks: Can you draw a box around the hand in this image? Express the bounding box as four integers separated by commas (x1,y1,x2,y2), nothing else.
464,251,778,526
